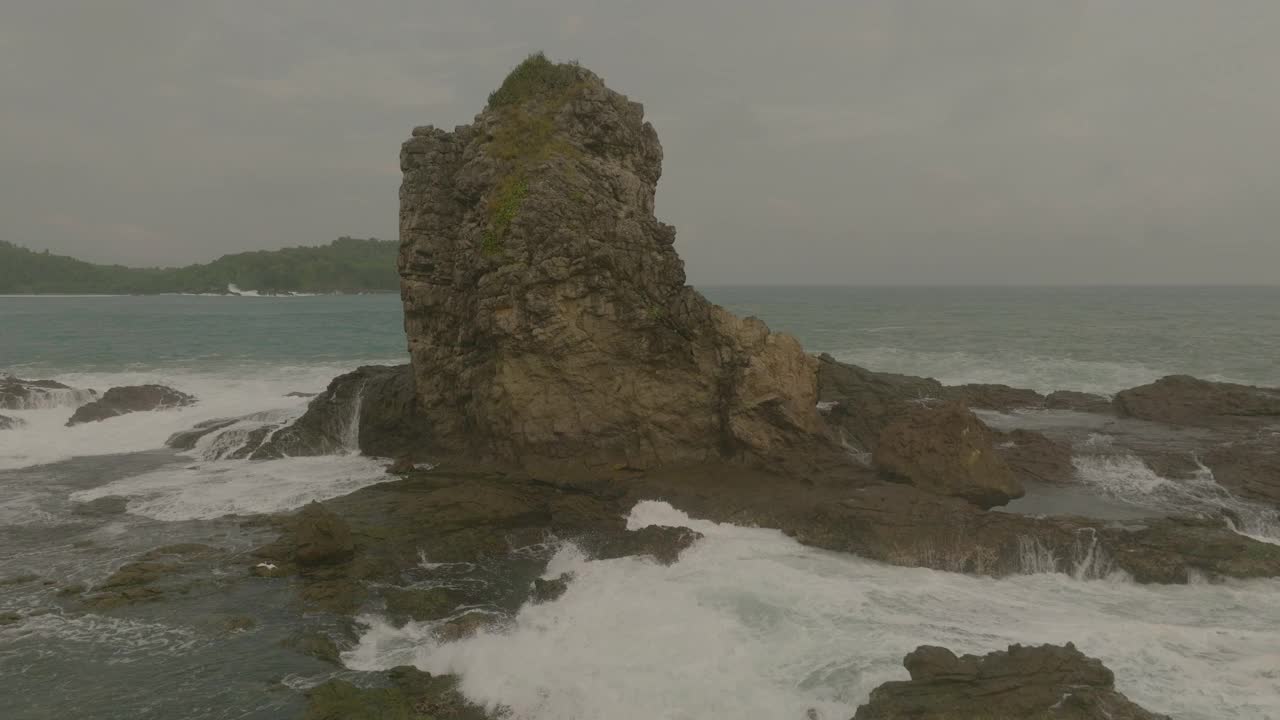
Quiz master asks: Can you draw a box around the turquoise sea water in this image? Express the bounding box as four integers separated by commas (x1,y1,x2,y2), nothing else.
4,287,1278,393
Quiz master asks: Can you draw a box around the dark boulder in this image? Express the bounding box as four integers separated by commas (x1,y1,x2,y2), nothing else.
853,643,1169,719
1114,375,1280,427
66,385,195,425
530,573,573,603
164,417,238,450
292,502,355,567
943,383,1046,412
874,402,1023,509
581,525,703,565
252,365,430,460
1201,436,1280,508
0,414,24,430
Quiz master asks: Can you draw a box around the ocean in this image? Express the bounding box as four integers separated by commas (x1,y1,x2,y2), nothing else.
1,287,1278,719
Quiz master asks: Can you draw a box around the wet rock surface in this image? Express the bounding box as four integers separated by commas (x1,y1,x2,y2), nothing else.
165,417,238,450
253,364,429,460
305,666,491,720
852,643,1169,719
292,502,356,567
0,375,96,410
66,384,195,425
0,414,23,430
874,402,1023,509
992,429,1076,485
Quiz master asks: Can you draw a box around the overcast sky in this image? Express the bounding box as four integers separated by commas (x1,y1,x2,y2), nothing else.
2,1,1278,285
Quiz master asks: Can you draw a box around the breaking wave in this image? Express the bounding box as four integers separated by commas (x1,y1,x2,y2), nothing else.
1072,454,1280,544
343,502,1280,720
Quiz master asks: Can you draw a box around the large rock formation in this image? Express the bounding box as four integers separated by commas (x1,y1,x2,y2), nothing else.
397,54,825,474
853,643,1169,719
66,385,195,425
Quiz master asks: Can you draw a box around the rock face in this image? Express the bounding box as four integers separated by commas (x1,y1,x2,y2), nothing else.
1,375,96,410
874,402,1023,508
254,365,428,459
992,428,1076,485
1202,436,1280,507
853,643,1169,719
66,385,194,425
815,354,944,452
397,55,825,474
0,414,23,431
1114,375,1280,426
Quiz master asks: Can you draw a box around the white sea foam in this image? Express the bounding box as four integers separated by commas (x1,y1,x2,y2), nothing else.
1072,454,1280,544
343,501,1280,720
69,454,390,521
0,363,379,470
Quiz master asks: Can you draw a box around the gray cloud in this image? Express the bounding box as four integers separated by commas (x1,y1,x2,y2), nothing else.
2,0,1277,283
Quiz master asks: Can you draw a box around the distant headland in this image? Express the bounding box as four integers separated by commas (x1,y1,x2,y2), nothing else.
0,237,398,295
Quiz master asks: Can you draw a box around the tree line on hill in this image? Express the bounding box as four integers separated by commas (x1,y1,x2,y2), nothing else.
0,237,399,294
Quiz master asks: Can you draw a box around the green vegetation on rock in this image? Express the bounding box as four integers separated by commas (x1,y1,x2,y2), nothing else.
482,176,528,255
480,53,589,257
0,237,398,295
486,52,581,109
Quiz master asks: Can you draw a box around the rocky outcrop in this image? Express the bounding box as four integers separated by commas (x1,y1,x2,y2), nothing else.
943,383,1046,412
579,524,702,565
0,414,23,430
874,402,1023,508
853,643,1169,719
253,365,429,460
1202,436,1280,507
1114,375,1280,426
1,375,96,410
816,354,944,452
292,502,355,567
397,54,827,474
66,385,194,425
992,428,1076,485
1047,390,1112,413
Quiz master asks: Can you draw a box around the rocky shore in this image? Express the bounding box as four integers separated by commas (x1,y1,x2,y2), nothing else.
28,55,1280,718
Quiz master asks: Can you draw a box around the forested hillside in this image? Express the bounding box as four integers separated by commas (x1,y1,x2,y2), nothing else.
0,237,398,294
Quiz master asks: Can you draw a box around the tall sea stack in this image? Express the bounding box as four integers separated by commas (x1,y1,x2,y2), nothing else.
398,55,826,474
